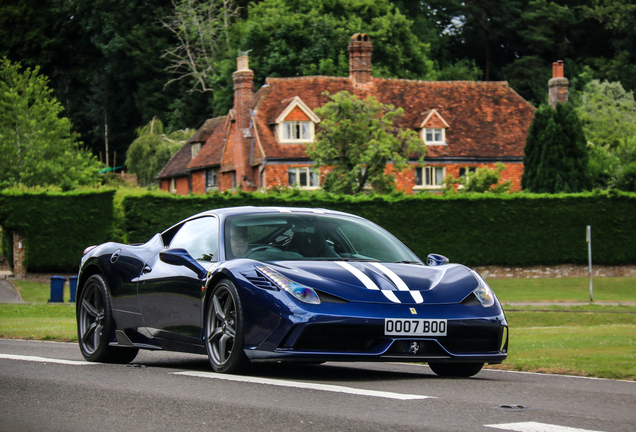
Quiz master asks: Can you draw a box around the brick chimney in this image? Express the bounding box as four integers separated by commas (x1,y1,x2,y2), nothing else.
233,55,255,189
348,33,373,86
548,60,568,108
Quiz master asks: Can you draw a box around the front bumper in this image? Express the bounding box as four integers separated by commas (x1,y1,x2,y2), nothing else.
242,294,508,364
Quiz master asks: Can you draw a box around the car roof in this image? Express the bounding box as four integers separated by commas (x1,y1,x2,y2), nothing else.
189,206,361,220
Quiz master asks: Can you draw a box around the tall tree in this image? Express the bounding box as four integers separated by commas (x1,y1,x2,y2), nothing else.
0,59,101,190
307,91,424,194
125,117,195,186
522,103,592,193
576,79,636,189
239,0,436,86
161,0,240,93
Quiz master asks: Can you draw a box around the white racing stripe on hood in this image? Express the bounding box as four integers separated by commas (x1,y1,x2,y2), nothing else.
371,263,424,304
335,261,401,303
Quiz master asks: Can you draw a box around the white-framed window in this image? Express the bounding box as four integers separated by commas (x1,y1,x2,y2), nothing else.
206,168,218,191
288,167,319,189
191,143,202,158
279,121,314,143
422,128,445,145
414,166,445,189
169,178,177,193
459,167,477,177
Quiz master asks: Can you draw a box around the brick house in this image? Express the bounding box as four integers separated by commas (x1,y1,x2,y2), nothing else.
158,34,536,194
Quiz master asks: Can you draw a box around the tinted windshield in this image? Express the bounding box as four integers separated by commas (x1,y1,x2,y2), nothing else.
224,213,420,263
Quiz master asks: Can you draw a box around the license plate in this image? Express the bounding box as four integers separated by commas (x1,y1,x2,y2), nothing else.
384,319,447,336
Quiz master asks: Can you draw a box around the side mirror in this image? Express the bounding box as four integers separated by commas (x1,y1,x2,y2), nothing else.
160,248,208,279
426,253,449,266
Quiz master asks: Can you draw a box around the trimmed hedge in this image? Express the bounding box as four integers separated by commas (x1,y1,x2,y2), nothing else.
122,190,636,267
0,189,116,272
1,188,634,272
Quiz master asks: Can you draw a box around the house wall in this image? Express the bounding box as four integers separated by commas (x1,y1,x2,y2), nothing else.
191,171,206,194
173,161,524,195
159,177,190,195
160,179,170,192
175,177,188,195
259,162,524,193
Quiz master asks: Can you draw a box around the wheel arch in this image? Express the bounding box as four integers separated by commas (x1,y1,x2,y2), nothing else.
76,263,104,311
201,269,242,331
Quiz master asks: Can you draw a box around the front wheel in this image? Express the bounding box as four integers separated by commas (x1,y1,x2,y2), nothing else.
428,362,484,377
205,279,249,374
77,274,138,363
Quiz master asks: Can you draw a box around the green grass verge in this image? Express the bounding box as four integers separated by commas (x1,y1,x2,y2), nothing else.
1,278,635,380
495,309,636,380
0,304,77,341
489,277,636,303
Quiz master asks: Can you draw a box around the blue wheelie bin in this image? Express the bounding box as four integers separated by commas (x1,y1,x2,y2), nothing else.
49,276,66,303
69,276,78,303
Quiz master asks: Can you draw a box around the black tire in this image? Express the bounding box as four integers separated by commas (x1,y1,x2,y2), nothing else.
77,274,138,363
428,362,484,377
205,279,249,374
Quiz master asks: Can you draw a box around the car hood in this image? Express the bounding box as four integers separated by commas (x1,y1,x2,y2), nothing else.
261,261,479,305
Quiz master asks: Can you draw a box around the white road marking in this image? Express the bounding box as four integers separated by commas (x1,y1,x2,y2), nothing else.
0,354,94,365
485,422,605,432
335,261,401,303
173,371,434,400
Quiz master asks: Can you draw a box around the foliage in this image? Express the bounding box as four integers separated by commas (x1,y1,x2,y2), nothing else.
125,117,195,186
0,59,102,191
306,91,424,194
577,80,636,149
0,189,116,272
444,163,512,194
522,103,592,193
238,0,436,84
574,79,636,190
161,0,240,93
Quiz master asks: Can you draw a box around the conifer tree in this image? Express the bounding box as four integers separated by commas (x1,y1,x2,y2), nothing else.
521,104,552,191
522,103,592,193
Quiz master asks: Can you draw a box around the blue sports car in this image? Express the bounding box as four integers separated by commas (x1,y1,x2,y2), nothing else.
77,206,508,377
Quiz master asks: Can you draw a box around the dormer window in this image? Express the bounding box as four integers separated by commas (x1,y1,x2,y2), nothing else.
419,109,449,146
191,143,202,158
282,121,314,142
424,128,445,145
274,96,321,144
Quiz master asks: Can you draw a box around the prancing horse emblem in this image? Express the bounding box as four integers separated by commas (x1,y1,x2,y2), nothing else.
409,342,420,355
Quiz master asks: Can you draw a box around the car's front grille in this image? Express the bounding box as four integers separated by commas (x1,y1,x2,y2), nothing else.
293,324,384,352
438,326,500,353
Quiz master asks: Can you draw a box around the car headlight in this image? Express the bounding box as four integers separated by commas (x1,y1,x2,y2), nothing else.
255,266,321,305
469,270,495,307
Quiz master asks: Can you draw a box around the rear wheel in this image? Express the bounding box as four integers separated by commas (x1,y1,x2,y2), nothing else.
205,279,249,374
77,274,138,363
428,362,484,377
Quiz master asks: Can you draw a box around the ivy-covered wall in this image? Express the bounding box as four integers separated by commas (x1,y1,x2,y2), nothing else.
122,190,636,267
0,189,116,272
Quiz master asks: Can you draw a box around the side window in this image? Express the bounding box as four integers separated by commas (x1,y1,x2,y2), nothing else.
169,217,219,261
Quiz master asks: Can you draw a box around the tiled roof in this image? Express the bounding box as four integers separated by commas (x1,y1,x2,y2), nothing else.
169,74,535,180
157,116,226,178
253,76,534,160
187,116,229,170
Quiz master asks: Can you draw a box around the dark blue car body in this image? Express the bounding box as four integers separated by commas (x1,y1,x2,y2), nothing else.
77,206,508,376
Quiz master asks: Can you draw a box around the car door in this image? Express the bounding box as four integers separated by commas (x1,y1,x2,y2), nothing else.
137,216,219,347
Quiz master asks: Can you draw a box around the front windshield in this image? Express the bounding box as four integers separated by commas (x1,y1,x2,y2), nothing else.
224,213,421,263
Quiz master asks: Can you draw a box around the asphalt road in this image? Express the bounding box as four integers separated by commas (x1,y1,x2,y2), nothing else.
1,339,635,432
